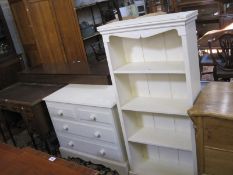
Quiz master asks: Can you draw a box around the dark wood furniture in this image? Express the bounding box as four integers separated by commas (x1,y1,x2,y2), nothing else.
0,143,98,175
208,33,233,81
188,82,233,175
8,0,87,67
0,83,63,152
0,62,110,151
175,0,224,38
18,62,111,85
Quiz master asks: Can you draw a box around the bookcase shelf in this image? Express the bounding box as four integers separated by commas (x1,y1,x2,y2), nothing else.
121,97,189,115
128,127,192,151
98,11,201,175
113,61,185,74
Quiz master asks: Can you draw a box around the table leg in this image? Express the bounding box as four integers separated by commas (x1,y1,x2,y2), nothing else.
27,129,37,149
4,119,16,146
0,123,7,143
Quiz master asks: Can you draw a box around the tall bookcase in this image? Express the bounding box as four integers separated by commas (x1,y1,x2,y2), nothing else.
98,11,200,175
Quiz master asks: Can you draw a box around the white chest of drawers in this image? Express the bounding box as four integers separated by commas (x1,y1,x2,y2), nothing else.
44,84,128,175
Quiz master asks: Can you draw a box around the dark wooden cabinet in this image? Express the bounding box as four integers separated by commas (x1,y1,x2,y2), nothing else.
8,0,87,67
188,82,233,175
175,0,223,37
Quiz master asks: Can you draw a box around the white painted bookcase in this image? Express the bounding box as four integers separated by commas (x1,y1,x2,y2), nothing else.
98,11,201,175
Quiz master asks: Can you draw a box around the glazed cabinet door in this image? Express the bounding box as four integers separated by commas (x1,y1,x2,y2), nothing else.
51,0,87,64
9,0,41,67
25,0,66,64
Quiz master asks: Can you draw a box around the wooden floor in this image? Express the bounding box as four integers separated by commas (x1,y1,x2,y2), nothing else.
0,144,98,175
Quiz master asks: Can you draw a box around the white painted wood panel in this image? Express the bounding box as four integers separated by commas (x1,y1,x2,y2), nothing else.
113,61,185,74
98,11,200,175
52,118,116,144
128,127,192,151
58,135,122,162
121,97,189,115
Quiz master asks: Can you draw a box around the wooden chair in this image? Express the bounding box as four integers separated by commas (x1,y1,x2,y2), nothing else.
208,34,233,81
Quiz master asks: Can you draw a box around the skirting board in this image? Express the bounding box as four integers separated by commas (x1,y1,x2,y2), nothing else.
60,147,129,175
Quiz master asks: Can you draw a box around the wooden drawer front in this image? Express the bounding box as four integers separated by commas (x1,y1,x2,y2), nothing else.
76,106,113,125
53,118,116,144
205,148,233,175
46,102,76,120
58,135,122,161
204,118,233,151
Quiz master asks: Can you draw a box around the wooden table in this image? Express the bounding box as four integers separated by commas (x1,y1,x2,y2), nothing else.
188,82,233,175
0,83,63,152
0,143,98,175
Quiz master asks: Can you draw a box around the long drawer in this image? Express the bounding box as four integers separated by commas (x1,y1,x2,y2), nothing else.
46,101,114,126
76,105,113,125
58,135,122,162
46,102,77,120
204,117,233,151
205,148,233,175
52,118,116,144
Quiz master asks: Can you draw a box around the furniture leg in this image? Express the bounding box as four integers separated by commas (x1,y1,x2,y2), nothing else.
0,123,7,143
27,129,37,149
4,118,16,146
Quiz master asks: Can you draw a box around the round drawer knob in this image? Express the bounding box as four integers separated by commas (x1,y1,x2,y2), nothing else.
63,125,69,131
68,141,74,147
94,131,101,138
90,114,96,121
57,110,63,116
99,149,106,156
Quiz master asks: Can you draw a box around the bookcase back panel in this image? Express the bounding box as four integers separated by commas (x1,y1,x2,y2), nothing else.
129,143,194,173
109,30,183,70
116,74,188,102
123,111,191,138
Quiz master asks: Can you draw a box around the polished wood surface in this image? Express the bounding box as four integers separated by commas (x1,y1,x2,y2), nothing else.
9,0,41,67
9,0,87,67
0,144,98,175
26,0,66,64
51,0,87,64
188,82,233,119
18,62,111,85
188,82,233,175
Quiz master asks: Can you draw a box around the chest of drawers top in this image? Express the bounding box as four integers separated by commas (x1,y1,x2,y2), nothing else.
43,84,116,108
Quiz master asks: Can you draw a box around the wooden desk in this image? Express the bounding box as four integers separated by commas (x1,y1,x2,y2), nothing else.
0,83,63,152
18,62,111,85
188,82,233,175
0,144,98,175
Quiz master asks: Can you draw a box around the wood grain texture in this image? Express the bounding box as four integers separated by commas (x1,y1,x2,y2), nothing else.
51,0,87,64
25,0,66,64
189,82,233,175
0,144,98,175
205,148,233,175
188,82,233,120
8,0,41,67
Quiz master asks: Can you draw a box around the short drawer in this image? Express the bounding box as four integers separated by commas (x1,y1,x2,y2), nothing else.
52,118,116,144
46,102,76,120
205,148,233,175
58,135,122,162
76,106,113,125
204,117,233,151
